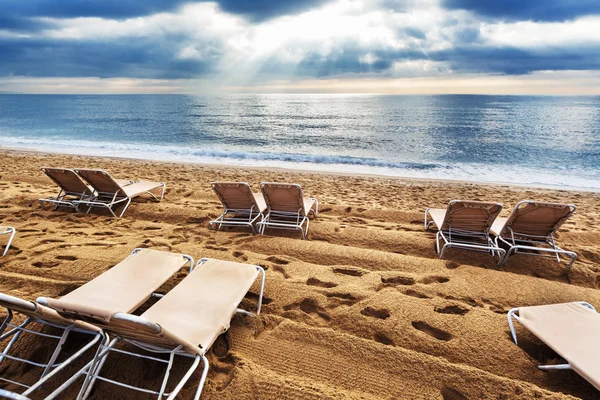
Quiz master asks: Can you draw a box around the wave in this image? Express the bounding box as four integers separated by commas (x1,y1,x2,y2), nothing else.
1,135,599,190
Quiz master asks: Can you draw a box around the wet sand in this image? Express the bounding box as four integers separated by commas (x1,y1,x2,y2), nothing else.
0,150,599,399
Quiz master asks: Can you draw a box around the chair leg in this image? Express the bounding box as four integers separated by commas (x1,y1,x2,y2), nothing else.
2,228,16,257
192,356,210,400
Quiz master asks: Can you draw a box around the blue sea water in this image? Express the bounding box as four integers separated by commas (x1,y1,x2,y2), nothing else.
0,94,599,189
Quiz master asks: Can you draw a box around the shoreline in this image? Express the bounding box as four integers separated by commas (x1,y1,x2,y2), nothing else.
1,147,598,194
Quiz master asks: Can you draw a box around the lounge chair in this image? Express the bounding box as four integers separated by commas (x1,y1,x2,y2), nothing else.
73,169,166,218
39,167,95,212
0,227,15,257
209,182,267,234
507,302,600,390
257,182,319,240
0,248,192,398
41,258,265,400
491,201,577,270
0,293,102,398
424,200,505,261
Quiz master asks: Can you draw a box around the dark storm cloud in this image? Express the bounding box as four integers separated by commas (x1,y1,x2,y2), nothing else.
0,37,214,79
215,0,331,21
444,0,600,22
0,0,331,24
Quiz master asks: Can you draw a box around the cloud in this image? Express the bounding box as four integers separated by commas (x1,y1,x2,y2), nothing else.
0,0,599,93
444,0,600,22
215,0,331,21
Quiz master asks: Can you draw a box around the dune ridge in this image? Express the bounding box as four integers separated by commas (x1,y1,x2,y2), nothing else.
0,150,599,399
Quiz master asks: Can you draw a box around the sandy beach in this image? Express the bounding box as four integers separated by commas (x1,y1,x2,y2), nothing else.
1,149,600,399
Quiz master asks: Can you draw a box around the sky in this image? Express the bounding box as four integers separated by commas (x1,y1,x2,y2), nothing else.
0,0,599,94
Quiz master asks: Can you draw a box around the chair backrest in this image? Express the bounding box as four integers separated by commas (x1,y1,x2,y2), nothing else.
211,182,257,210
440,200,502,233
40,249,191,323
499,200,575,238
75,169,125,196
41,167,92,195
260,182,305,215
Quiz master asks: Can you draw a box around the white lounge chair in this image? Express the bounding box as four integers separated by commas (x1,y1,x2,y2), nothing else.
425,200,504,261
41,258,265,400
257,182,319,240
0,227,15,257
508,302,600,390
209,182,267,234
491,201,577,270
39,167,95,212
73,169,165,218
0,248,192,398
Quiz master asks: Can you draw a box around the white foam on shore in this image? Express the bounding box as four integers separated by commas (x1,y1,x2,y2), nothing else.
2,135,599,191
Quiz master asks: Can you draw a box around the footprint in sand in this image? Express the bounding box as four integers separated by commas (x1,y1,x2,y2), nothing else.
441,387,468,400
360,306,390,320
332,267,366,277
306,277,338,288
411,321,453,341
434,304,470,316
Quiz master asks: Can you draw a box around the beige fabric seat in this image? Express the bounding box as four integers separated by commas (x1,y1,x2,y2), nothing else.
45,258,265,400
257,182,319,240
42,248,193,322
490,200,576,270
424,200,504,261
0,226,15,257
508,302,600,390
209,182,267,234
73,169,166,218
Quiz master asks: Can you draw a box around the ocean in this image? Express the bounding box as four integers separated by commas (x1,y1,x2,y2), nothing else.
0,94,599,190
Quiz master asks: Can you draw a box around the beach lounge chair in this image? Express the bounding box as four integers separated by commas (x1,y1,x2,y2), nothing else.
491,201,577,270
0,248,192,398
0,293,102,398
209,182,267,234
424,200,504,261
0,227,15,257
39,167,96,212
507,302,600,390
73,169,165,218
41,258,265,400
257,182,319,240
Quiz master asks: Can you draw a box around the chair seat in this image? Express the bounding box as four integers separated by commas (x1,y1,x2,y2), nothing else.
490,217,508,236
427,208,447,230
253,192,267,213
122,181,164,198
304,197,317,215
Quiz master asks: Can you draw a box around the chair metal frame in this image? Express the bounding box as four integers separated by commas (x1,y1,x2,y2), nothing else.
209,206,263,234
494,202,577,270
1,227,15,257
72,170,165,218
47,258,265,400
507,302,595,371
0,297,102,398
425,201,505,262
38,168,94,212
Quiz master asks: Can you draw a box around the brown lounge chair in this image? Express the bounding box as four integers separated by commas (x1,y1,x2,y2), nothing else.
491,200,577,270
508,302,600,390
40,258,265,400
0,293,102,398
0,227,15,257
424,200,504,261
39,167,95,211
209,182,267,234
257,182,319,240
73,169,165,218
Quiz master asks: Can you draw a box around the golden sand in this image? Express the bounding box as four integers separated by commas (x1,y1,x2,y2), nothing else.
0,150,599,399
